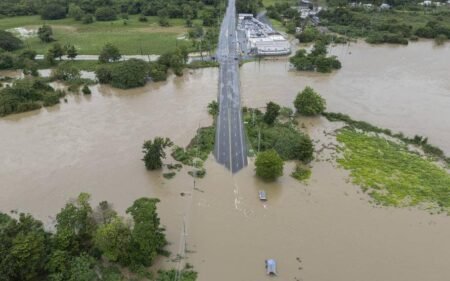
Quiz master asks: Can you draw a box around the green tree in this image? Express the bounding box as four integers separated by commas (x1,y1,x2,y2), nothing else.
0,213,50,281
158,9,170,27
99,43,121,63
294,86,326,116
0,30,23,51
263,101,280,125
126,198,167,267
48,43,65,61
54,193,96,255
82,14,94,24
148,62,168,82
255,149,284,181
142,137,173,170
66,254,97,281
68,4,84,21
94,217,131,264
66,45,78,60
110,59,149,89
207,100,219,117
38,25,54,43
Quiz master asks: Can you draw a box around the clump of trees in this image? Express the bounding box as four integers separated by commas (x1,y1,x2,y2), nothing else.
95,43,189,89
142,137,174,170
95,7,117,21
0,193,169,280
294,86,326,116
0,78,64,116
41,3,66,20
289,42,341,73
255,149,284,181
245,102,314,163
37,24,54,43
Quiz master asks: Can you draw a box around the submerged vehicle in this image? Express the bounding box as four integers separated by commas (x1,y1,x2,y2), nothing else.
259,190,267,201
265,259,277,275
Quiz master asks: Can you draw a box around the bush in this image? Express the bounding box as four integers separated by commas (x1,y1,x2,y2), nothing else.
149,62,168,82
82,14,94,24
95,65,113,83
95,7,117,21
110,59,149,89
37,25,54,43
52,62,81,81
82,85,91,95
0,30,23,51
41,3,66,20
294,86,326,116
255,149,284,181
0,53,15,69
139,15,148,22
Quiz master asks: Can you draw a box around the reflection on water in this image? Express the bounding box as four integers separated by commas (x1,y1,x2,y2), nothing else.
0,41,449,280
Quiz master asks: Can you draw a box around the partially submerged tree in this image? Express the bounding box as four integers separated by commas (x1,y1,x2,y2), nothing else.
294,86,326,116
263,101,280,125
255,149,284,181
142,137,173,170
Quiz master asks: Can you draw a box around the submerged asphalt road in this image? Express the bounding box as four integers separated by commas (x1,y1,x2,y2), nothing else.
214,0,248,173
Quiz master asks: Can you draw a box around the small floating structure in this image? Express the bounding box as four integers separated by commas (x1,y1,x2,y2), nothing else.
265,259,277,275
259,190,267,201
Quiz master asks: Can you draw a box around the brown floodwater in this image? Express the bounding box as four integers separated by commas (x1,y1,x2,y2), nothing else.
0,41,449,280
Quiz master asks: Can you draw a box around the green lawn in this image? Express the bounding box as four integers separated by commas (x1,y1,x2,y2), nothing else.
0,15,199,55
337,129,450,214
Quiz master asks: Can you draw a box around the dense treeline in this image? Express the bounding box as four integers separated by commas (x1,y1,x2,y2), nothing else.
0,0,223,18
0,193,172,281
0,78,64,116
95,45,189,89
319,6,450,44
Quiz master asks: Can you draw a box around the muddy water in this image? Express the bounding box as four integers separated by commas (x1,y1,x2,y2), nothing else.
1,41,450,280
241,40,450,154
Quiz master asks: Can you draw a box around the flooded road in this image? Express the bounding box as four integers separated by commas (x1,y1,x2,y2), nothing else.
1,41,450,280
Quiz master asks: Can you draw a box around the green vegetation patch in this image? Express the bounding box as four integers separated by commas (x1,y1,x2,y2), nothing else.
172,126,215,168
0,77,65,116
337,128,450,213
291,163,311,182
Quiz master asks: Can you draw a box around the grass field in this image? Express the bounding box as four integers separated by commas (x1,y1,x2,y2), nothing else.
337,129,450,214
0,15,200,55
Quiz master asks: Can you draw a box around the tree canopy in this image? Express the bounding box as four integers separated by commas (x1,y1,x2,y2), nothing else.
255,149,284,181
294,86,326,116
142,137,174,170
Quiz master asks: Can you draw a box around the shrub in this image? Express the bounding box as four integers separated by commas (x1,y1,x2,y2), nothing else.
82,85,91,95
0,30,23,51
82,14,94,24
110,59,149,89
294,86,326,116
95,65,113,84
52,62,81,81
0,53,15,69
37,25,54,43
148,62,168,82
95,7,117,21
139,15,148,22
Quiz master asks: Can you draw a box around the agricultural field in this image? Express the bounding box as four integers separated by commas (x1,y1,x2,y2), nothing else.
0,15,200,55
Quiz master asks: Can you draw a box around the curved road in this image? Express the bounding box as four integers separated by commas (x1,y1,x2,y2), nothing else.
214,0,248,173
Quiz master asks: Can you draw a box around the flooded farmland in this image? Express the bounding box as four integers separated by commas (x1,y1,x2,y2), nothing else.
1,41,450,280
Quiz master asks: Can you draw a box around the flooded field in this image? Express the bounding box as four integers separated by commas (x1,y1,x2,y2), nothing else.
1,41,449,280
